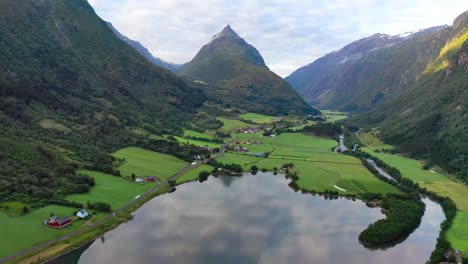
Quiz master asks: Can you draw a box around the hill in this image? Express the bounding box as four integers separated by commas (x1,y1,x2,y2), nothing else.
179,25,318,116
351,11,468,182
0,0,208,202
286,26,448,111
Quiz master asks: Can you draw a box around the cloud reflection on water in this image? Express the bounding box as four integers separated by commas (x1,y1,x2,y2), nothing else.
77,173,444,264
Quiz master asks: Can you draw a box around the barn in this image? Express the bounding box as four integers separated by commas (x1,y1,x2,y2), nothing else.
48,216,72,229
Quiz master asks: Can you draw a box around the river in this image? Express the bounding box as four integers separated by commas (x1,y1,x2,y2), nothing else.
47,172,444,264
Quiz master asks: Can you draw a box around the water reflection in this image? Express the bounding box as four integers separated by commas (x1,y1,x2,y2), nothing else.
61,173,443,264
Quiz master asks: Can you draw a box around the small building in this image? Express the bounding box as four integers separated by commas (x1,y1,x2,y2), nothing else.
48,216,72,229
76,209,89,219
234,146,249,152
201,145,213,153
135,177,144,183
146,176,156,182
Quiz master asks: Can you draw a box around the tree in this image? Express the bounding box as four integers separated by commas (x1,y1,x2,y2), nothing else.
22,206,29,214
131,173,136,181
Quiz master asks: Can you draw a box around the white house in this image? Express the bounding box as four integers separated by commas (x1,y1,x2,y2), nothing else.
76,209,89,219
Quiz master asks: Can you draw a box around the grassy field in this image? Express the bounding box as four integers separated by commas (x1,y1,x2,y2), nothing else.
171,136,221,148
358,129,394,150
183,129,214,140
68,170,154,209
217,117,253,132
360,133,468,252
176,165,214,184
113,147,188,180
219,133,400,195
321,110,348,123
0,205,92,259
239,113,276,124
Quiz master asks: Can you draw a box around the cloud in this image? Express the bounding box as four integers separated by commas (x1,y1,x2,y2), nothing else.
88,0,467,77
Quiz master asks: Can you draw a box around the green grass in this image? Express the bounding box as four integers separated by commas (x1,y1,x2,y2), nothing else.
183,129,214,140
217,117,253,132
68,170,154,209
219,132,400,195
176,165,214,184
321,110,348,123
239,113,276,123
0,201,30,217
361,145,468,252
0,205,93,259
113,147,188,180
172,136,221,148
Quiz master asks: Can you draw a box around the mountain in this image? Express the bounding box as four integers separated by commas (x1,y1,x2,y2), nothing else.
106,22,185,73
179,25,318,116
286,26,449,111
350,11,468,181
0,0,208,201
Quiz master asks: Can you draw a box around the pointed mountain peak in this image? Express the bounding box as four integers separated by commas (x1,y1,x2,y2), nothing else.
211,24,241,41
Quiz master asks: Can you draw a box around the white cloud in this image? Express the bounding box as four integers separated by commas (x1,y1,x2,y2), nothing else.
88,0,468,77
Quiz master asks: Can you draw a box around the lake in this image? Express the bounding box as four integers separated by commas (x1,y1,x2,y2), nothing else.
48,172,444,264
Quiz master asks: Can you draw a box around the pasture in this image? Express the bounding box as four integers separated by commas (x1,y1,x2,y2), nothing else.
239,113,276,123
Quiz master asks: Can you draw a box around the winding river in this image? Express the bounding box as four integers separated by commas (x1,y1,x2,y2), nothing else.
47,172,444,264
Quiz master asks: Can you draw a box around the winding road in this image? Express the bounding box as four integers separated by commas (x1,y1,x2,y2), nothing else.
0,145,226,264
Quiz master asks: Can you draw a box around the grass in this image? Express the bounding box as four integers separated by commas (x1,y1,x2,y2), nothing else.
113,147,188,180
172,136,221,148
239,112,276,123
38,119,70,132
361,135,468,252
0,201,30,217
0,205,93,259
68,170,154,209
217,117,253,132
183,129,214,140
321,110,348,123
176,165,214,184
219,132,400,195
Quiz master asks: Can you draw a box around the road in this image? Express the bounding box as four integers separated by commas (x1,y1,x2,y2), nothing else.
0,145,226,264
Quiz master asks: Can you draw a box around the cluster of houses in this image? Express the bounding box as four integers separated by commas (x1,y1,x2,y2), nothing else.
44,209,90,229
236,127,259,134
234,146,249,152
134,176,158,183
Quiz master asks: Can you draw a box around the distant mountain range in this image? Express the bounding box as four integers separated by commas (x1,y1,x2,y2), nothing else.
106,22,185,73
287,10,468,180
179,25,318,116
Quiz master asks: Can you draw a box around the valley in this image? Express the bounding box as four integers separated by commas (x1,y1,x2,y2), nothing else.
0,1,467,263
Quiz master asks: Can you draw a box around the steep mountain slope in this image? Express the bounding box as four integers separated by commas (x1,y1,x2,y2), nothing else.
179,25,318,116
106,22,185,73
287,26,448,111
352,11,468,181
0,0,207,201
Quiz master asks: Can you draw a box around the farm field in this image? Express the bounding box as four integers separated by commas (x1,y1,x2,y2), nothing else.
113,147,188,180
0,205,91,259
219,133,400,195
217,117,253,132
361,137,468,252
172,136,221,148
183,129,214,140
321,110,348,123
239,112,276,123
176,165,214,184
68,170,154,209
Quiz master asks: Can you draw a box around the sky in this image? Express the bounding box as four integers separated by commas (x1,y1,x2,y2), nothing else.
88,0,467,77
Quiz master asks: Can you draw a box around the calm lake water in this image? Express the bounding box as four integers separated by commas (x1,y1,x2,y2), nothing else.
48,172,444,264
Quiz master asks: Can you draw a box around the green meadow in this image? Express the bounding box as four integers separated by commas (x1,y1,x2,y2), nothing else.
176,165,214,184
361,138,468,252
219,132,400,195
172,136,221,148
217,117,253,132
239,112,276,123
183,129,214,140
113,147,188,180
68,170,154,209
321,110,348,123
0,205,92,259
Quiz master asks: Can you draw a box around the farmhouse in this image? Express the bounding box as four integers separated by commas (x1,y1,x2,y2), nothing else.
47,215,72,229
234,146,249,152
76,209,89,219
146,176,157,182
135,177,144,183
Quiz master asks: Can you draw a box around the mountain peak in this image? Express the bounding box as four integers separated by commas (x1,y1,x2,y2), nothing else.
211,25,241,41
